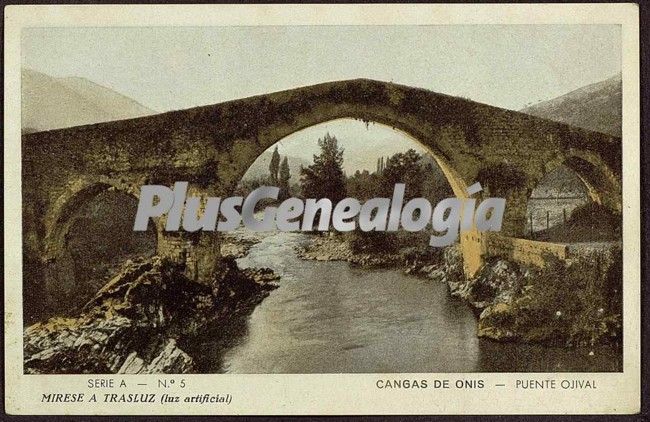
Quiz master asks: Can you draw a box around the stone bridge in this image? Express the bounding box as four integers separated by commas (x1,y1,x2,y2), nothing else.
22,79,622,308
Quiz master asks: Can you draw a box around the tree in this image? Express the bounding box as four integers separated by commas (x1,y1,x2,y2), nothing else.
279,156,291,200
300,132,346,203
376,156,386,174
346,169,381,201
419,155,454,204
269,146,280,185
381,149,424,199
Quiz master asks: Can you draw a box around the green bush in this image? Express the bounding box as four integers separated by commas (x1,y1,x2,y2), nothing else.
507,247,622,346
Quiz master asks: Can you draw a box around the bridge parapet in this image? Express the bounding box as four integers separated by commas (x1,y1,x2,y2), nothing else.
483,233,568,268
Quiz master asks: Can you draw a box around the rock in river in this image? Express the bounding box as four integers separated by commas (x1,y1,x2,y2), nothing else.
24,256,279,374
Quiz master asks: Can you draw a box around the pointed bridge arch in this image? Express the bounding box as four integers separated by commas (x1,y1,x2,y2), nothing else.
22,79,622,291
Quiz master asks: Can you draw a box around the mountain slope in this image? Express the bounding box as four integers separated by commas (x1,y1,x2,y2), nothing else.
520,73,621,137
22,68,155,133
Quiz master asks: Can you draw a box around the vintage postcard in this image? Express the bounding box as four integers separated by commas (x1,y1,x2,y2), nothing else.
4,3,641,415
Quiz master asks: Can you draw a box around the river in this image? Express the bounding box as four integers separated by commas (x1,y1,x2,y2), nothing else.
192,231,621,373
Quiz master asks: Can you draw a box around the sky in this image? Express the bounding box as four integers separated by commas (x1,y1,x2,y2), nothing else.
264,119,429,174
22,25,621,173
22,25,621,112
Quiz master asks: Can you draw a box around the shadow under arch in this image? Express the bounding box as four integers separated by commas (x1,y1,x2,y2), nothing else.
40,181,157,318
44,181,157,259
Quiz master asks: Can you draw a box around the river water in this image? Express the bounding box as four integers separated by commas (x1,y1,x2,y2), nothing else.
193,231,621,373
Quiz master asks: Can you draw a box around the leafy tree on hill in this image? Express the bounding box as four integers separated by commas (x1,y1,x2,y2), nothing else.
347,169,382,201
381,148,425,199
300,132,346,203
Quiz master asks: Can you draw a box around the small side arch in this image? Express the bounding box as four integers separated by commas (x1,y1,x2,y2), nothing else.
43,180,155,262
40,179,158,317
542,149,621,214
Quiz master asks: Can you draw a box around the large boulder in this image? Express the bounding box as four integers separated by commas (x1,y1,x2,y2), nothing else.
24,256,279,374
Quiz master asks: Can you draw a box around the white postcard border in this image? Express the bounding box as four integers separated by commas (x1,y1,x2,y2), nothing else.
4,3,641,415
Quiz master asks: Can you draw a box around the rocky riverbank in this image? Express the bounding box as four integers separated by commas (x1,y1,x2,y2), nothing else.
468,248,622,347
220,230,267,259
296,235,405,267
298,234,622,348
24,256,279,374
